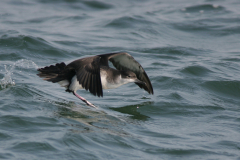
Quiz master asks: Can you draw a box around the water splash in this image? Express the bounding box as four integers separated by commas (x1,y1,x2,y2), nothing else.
0,64,15,89
14,59,38,69
0,59,38,89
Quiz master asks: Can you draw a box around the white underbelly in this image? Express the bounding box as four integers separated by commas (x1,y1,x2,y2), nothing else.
66,72,122,91
101,77,119,89
100,71,121,89
69,75,83,91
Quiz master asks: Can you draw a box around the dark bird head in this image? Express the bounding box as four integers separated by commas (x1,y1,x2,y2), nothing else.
120,70,145,85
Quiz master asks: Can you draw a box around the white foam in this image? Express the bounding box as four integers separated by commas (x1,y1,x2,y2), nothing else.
0,59,38,89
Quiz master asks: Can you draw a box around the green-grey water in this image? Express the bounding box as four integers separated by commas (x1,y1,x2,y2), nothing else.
0,0,240,159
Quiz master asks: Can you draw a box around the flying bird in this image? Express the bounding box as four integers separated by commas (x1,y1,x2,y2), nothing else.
37,52,153,108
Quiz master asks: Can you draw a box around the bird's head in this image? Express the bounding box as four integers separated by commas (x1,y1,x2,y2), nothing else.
120,70,145,85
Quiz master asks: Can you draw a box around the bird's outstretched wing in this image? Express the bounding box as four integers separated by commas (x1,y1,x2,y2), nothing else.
67,56,103,97
99,52,154,94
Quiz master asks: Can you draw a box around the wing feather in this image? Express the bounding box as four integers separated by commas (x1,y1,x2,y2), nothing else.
67,56,103,97
99,52,153,94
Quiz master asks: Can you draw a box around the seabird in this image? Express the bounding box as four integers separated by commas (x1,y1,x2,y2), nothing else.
37,52,153,108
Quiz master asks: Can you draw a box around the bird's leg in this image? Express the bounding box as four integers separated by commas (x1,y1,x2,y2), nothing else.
73,91,97,109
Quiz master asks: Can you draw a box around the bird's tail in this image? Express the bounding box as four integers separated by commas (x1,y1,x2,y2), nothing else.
37,62,75,88
37,62,67,82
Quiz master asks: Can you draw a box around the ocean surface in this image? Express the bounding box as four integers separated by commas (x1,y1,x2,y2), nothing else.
0,0,240,159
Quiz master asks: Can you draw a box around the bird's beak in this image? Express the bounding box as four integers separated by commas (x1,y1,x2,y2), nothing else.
135,79,146,85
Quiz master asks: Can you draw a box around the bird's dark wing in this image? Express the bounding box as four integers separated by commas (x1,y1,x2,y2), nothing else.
67,56,103,97
99,52,153,94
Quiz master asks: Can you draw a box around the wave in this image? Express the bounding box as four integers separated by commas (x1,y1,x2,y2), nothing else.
105,16,155,28
201,80,240,100
183,4,226,13
180,65,212,76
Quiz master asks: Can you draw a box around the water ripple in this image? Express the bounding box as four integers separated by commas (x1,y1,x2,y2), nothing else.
183,4,226,13
180,65,212,76
201,80,240,99
105,16,155,28
1,0,240,159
